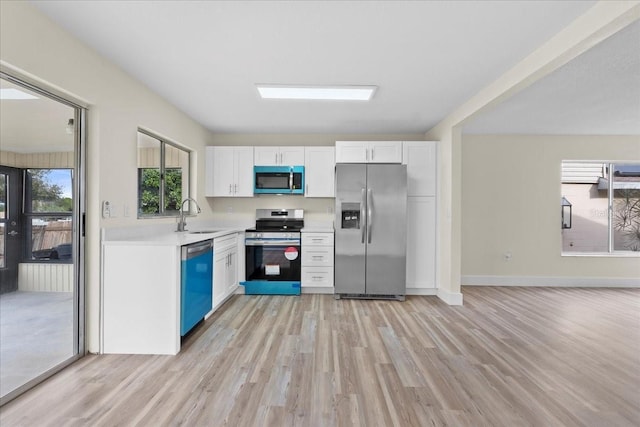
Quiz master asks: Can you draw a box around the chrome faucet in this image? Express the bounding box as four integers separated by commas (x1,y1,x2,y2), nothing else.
177,198,202,232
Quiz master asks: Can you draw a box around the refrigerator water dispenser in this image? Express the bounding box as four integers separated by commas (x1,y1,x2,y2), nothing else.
340,202,360,229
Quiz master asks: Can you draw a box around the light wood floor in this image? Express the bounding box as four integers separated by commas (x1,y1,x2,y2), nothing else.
1,287,639,426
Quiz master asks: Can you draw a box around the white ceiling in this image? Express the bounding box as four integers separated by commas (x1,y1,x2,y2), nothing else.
0,79,75,153
27,0,608,135
464,19,640,135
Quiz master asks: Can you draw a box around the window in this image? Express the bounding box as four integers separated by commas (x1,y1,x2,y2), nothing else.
561,161,640,253
137,130,190,217
24,169,73,262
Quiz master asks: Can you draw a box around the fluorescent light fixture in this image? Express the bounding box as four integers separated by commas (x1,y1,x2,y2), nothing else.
0,88,38,100
256,84,377,101
1,88,38,100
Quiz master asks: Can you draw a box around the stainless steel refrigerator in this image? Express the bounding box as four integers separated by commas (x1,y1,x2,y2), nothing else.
334,164,407,300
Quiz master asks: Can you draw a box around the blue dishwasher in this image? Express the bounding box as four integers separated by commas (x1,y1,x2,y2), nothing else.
180,240,213,336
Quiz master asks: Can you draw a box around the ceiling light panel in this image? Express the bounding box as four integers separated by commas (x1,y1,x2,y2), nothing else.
256,85,377,101
0,88,39,100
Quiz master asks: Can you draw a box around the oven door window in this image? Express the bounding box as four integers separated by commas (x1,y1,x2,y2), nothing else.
246,244,301,281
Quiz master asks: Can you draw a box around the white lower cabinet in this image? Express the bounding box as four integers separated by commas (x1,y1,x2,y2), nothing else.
103,244,181,355
406,197,436,292
301,246,333,265
213,233,238,309
301,232,334,291
302,267,334,288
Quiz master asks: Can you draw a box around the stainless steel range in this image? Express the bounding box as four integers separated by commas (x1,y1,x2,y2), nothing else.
241,209,304,295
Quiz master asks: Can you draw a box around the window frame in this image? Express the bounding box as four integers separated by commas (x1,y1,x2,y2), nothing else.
23,168,74,263
0,172,6,268
561,160,640,256
137,129,191,218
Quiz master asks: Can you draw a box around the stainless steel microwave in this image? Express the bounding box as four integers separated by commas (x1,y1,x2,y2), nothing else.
254,166,305,195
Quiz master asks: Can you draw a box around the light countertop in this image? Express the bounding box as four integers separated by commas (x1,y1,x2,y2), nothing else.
102,227,245,246
301,227,334,233
301,220,334,233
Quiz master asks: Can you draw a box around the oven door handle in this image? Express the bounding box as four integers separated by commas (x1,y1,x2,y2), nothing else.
245,239,300,246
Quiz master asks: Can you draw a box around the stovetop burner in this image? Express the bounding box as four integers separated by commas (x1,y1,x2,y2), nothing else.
247,209,304,232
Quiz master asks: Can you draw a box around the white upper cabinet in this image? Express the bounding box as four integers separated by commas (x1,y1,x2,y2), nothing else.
254,146,305,166
205,146,253,197
304,146,335,198
335,141,402,163
403,141,437,197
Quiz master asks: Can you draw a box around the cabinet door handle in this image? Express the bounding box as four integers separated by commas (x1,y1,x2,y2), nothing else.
372,146,375,160
234,184,238,194
229,184,232,195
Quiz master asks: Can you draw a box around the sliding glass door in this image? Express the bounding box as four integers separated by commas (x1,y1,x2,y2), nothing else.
0,74,85,405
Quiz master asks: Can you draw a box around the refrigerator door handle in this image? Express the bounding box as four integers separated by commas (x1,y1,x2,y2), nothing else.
361,188,366,244
367,188,372,243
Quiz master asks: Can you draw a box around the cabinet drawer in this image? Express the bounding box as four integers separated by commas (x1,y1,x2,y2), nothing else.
302,267,334,288
302,233,334,246
214,233,237,251
302,248,333,266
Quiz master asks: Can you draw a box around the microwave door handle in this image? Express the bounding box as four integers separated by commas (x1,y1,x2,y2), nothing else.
367,188,372,244
289,169,294,193
360,189,366,243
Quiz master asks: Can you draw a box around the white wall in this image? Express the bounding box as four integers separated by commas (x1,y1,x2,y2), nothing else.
1,1,215,352
461,134,640,286
426,2,638,301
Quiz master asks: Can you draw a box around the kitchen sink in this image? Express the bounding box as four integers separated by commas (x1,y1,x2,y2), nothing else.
189,229,225,234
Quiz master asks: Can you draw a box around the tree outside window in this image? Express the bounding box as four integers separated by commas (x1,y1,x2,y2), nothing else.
26,169,73,262
137,130,190,217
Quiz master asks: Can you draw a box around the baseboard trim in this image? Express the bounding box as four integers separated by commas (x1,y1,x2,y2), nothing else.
302,288,439,296
437,288,463,305
462,275,640,288
301,287,335,294
406,288,437,296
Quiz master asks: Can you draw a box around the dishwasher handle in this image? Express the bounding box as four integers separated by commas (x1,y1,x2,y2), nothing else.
182,240,213,259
